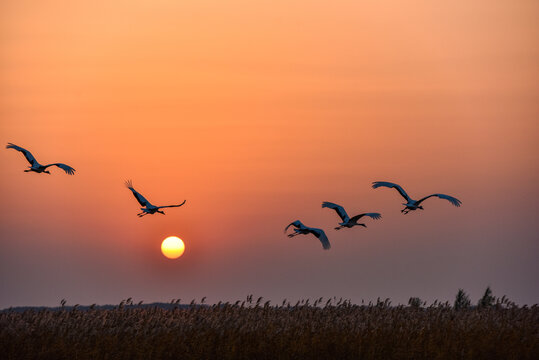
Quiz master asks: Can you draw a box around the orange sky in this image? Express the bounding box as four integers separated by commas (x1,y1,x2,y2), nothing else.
1,0,538,307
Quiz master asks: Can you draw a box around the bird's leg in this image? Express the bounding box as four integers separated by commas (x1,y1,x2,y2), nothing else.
287,233,298,238
334,226,342,230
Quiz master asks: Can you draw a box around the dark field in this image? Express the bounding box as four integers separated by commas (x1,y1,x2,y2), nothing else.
1,299,538,360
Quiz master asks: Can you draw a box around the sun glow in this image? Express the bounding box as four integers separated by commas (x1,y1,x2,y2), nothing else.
161,236,185,259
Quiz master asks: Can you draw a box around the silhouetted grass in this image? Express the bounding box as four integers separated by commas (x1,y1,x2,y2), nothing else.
1,296,537,360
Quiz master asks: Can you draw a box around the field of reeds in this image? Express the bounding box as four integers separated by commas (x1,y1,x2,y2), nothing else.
1,295,538,360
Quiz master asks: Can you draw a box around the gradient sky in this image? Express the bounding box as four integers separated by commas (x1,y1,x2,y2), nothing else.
1,0,538,308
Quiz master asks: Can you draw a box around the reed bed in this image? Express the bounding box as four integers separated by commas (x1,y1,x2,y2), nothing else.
1,297,538,360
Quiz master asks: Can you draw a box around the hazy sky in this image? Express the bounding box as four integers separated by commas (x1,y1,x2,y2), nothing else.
1,0,538,308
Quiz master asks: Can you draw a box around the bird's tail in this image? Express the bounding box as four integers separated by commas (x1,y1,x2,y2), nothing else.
125,180,133,189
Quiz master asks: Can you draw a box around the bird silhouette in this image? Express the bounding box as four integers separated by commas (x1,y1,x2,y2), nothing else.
125,180,186,217
284,220,330,250
6,143,75,175
322,201,381,230
372,181,461,214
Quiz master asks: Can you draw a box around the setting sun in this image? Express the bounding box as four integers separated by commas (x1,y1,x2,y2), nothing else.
161,236,185,259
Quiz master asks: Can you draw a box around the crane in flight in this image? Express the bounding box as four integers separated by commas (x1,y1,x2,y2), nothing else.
6,143,75,175
322,202,381,230
125,180,186,217
372,181,461,214
284,220,330,250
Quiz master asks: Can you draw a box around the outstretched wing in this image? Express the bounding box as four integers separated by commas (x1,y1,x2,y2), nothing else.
416,194,462,207
322,201,349,222
125,180,151,207
372,181,411,202
157,200,187,209
44,163,76,175
284,220,304,233
6,143,37,166
349,212,382,223
309,228,331,250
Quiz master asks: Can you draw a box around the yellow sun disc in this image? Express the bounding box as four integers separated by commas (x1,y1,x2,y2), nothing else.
161,236,185,259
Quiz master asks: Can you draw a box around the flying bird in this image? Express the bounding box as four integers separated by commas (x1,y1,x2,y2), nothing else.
125,180,186,217
372,181,461,214
6,143,75,175
322,201,381,230
284,220,331,250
